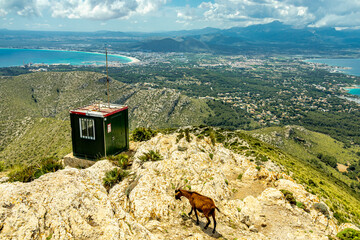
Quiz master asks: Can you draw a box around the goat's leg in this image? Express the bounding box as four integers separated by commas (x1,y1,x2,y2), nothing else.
188,207,193,216
204,215,211,229
212,211,217,234
194,209,199,225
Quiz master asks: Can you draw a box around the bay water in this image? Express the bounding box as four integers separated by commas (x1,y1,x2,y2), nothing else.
0,48,131,67
306,58,360,96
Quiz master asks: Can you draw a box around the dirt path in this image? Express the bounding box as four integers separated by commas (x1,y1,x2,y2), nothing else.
337,163,348,173
231,180,268,200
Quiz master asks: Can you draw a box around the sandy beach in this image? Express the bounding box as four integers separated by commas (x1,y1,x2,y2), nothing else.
343,85,360,90
126,56,140,64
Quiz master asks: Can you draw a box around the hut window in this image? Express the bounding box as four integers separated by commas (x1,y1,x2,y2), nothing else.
79,118,95,140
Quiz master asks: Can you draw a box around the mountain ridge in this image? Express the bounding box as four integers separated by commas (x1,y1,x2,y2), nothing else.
2,21,360,55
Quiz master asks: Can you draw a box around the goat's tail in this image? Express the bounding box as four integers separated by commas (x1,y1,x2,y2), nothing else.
215,207,220,213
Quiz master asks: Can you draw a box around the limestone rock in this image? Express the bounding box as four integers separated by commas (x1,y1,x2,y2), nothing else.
0,176,9,183
275,179,318,207
0,133,348,240
258,188,284,206
338,223,360,232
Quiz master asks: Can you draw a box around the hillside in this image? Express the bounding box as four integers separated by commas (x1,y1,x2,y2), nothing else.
1,132,359,239
249,125,360,166
203,127,360,225
0,72,212,166
248,126,360,188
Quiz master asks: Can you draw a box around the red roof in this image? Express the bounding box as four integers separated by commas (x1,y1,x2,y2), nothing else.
70,103,128,118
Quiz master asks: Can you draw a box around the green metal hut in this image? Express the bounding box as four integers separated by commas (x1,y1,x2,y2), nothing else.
70,103,129,159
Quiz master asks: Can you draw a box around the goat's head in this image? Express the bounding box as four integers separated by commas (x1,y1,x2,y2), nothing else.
174,179,186,200
175,189,182,200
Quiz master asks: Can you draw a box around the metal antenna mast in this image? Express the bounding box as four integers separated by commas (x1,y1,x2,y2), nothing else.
106,46,110,108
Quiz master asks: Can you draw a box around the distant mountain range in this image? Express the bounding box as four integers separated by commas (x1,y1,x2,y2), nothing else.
1,21,360,55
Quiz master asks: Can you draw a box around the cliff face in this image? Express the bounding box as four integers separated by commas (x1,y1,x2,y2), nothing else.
0,133,356,239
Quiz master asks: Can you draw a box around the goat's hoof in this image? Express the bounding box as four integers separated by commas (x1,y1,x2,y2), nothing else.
204,226,207,229
196,222,199,225
212,231,216,234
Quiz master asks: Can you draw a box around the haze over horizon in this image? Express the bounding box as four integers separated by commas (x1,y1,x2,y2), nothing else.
1,0,360,32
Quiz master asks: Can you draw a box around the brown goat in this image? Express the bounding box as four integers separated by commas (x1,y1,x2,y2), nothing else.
175,189,220,233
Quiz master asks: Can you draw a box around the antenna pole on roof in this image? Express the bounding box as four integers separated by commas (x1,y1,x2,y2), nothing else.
106,46,110,108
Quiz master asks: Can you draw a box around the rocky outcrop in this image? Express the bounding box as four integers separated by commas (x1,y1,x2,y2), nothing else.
0,133,355,239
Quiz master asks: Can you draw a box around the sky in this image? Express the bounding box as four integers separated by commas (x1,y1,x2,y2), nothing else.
1,0,360,32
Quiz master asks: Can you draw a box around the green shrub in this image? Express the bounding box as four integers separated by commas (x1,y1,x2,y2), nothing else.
176,131,185,143
316,153,338,169
313,203,330,219
108,153,129,169
117,154,129,169
131,127,156,142
334,211,347,223
256,154,268,162
8,165,36,183
33,158,63,179
209,130,216,146
336,228,360,240
185,128,191,142
209,153,214,160
0,161,5,172
103,168,129,192
296,201,305,209
139,150,163,162
280,189,296,205
46,233,53,240
8,158,63,183
308,179,318,187
237,173,243,180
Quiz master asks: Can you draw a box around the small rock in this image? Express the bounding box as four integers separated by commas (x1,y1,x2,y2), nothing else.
0,177,9,183
241,215,252,227
177,145,188,151
249,225,258,232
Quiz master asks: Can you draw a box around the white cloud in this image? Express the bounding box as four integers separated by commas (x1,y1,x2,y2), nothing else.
0,0,41,17
0,0,168,20
198,0,316,27
310,12,360,28
191,0,360,28
1,0,360,29
0,9,7,17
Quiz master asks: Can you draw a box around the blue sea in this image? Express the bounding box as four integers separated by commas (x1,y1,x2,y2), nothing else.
0,48,131,67
305,58,360,77
345,88,360,96
306,58,360,96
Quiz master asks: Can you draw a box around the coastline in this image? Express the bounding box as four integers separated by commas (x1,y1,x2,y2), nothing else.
0,47,139,65
342,86,360,90
304,58,360,77
125,56,140,64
